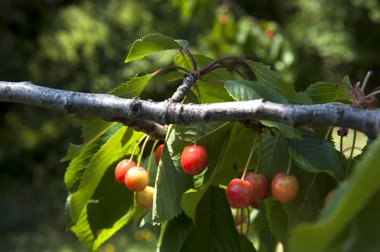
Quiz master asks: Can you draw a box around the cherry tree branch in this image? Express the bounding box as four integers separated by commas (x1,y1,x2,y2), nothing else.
1,81,380,139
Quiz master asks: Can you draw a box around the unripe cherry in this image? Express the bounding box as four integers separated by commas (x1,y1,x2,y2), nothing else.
124,166,149,192
136,186,155,209
271,172,299,203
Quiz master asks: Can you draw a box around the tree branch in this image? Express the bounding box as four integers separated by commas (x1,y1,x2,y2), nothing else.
1,81,380,139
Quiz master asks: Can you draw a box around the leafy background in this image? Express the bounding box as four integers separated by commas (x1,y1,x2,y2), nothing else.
1,0,380,251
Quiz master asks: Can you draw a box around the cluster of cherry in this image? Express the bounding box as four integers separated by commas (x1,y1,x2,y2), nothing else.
115,142,300,210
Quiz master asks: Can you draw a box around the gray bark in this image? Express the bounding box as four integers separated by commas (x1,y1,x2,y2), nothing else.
1,81,380,138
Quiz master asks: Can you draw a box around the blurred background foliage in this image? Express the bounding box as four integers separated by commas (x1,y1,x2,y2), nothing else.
1,0,380,251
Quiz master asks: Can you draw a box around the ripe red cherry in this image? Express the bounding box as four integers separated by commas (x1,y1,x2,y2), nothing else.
244,172,269,201
114,159,137,184
271,172,299,203
180,145,208,175
155,144,164,165
124,166,149,192
136,186,155,209
226,178,254,208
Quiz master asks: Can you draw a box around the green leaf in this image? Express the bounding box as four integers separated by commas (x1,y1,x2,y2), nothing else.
70,164,136,251
265,198,288,243
180,124,235,222
158,213,193,252
289,137,380,252
180,187,255,252
342,191,380,252
109,74,152,98
305,82,353,104
153,142,193,223
287,129,343,179
64,123,122,193
260,120,301,140
69,127,144,222
125,34,185,63
224,80,288,103
255,134,290,178
247,61,312,104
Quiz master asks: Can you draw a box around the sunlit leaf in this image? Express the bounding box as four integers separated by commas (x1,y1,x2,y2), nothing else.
125,34,185,63
224,80,288,103
69,127,144,222
247,61,312,104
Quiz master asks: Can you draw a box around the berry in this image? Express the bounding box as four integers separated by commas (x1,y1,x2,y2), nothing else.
271,172,299,203
180,145,208,175
124,166,149,192
114,159,137,184
244,172,269,201
136,186,155,209
264,28,274,39
155,144,164,165
226,178,254,208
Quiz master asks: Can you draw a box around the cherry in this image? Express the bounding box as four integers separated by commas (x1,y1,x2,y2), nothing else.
226,178,254,208
136,186,155,209
124,166,149,192
271,172,299,203
155,144,164,165
180,145,208,175
114,159,137,184
244,172,269,201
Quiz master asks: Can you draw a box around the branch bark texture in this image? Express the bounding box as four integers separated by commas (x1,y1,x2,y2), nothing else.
1,81,380,138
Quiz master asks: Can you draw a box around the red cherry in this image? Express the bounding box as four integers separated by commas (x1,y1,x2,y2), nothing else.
244,172,269,201
271,172,299,203
114,159,137,184
124,166,149,192
155,144,164,165
180,145,208,175
226,178,254,208
136,186,155,209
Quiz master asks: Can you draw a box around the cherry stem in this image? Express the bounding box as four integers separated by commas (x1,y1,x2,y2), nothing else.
254,137,262,173
325,126,333,140
286,152,293,175
241,134,258,179
346,130,357,178
151,65,190,77
194,123,202,146
137,135,150,168
365,89,380,98
246,207,251,236
148,140,159,173
239,208,243,234
203,65,247,79
199,56,249,75
183,48,198,72
361,70,373,92
130,134,148,162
